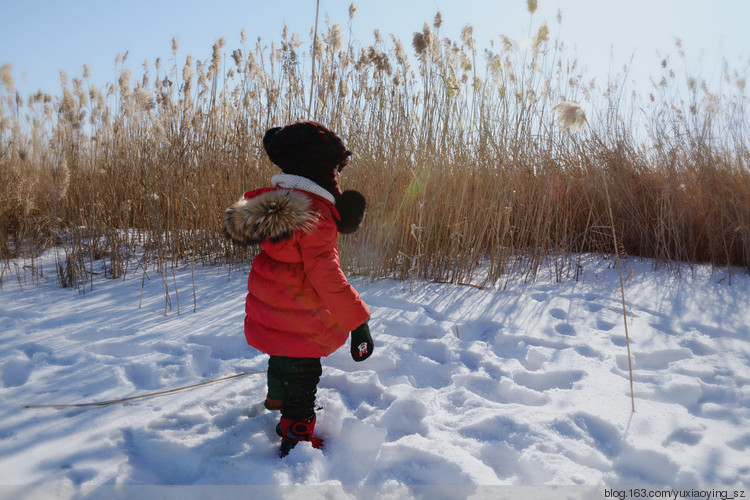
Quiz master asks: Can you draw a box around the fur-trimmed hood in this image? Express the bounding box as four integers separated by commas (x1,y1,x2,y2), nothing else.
222,188,322,246
223,174,366,246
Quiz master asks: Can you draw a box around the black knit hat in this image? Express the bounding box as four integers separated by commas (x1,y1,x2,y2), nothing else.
263,121,365,234
263,121,351,197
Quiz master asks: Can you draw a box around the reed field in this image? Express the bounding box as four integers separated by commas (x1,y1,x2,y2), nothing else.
1,4,748,291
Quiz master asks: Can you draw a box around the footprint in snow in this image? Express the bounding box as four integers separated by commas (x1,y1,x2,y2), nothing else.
610,335,632,347
414,340,452,365
586,302,604,313
513,370,586,392
62,466,97,485
123,362,163,390
663,427,704,447
571,412,622,459
678,339,717,356
595,319,617,332
554,323,577,336
0,353,34,387
549,308,568,320
727,433,750,451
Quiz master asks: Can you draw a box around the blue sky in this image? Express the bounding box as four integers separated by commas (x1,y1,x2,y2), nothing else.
1,0,748,99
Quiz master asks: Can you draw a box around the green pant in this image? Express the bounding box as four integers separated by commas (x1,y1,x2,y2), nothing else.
266,355,322,420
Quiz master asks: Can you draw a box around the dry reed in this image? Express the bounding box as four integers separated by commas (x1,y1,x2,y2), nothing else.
1,6,748,291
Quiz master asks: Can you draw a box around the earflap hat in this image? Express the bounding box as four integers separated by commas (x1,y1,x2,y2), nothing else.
263,121,351,198
263,121,365,234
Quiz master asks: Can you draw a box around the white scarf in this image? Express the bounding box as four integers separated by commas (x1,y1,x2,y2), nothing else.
270,174,336,205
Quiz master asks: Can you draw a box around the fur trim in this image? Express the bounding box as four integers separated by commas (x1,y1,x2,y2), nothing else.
335,190,366,234
222,189,319,246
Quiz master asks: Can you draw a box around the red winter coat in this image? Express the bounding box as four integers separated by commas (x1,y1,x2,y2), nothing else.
222,184,370,358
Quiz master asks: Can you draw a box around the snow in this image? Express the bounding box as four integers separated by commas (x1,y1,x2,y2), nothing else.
1,252,749,497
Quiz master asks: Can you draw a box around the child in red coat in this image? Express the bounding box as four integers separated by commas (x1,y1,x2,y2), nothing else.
222,121,373,457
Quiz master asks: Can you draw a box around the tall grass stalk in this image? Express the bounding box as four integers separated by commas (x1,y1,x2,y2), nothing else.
601,156,636,413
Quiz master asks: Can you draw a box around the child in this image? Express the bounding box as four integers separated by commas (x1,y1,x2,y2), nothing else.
222,121,374,457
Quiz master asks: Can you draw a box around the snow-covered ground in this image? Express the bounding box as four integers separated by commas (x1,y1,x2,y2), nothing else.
1,252,749,497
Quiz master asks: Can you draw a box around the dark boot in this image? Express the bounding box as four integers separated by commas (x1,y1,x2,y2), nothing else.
279,415,323,457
